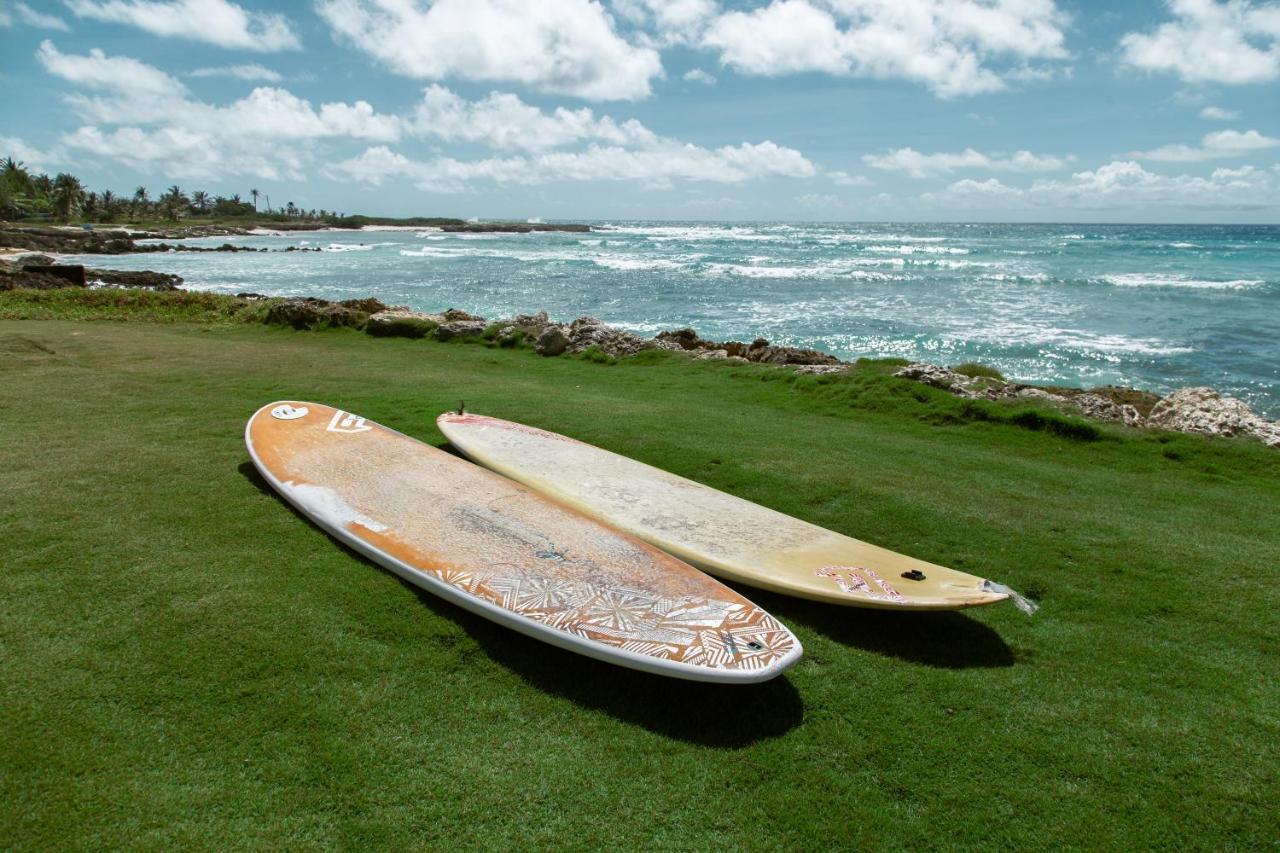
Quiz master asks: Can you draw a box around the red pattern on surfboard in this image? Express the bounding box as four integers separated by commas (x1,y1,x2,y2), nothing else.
815,565,905,602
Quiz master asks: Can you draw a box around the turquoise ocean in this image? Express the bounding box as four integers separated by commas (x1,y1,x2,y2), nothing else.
68,222,1280,416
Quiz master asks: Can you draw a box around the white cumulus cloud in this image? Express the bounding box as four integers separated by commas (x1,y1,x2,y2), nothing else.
64,0,299,51
863,146,1069,178
0,134,61,174
1199,105,1240,120
682,68,717,85
411,85,657,151
1129,128,1280,161
613,0,718,45
829,170,871,186
329,139,815,193
10,1,70,29
38,42,401,181
316,0,662,101
35,42,818,193
701,0,1070,98
1119,0,1280,85
189,64,283,83
924,160,1280,210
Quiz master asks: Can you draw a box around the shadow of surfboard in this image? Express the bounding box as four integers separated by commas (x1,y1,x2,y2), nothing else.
742,586,1016,669
239,460,805,748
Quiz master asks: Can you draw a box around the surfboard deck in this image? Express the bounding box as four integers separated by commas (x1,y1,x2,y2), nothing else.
245,402,801,683
437,412,1016,611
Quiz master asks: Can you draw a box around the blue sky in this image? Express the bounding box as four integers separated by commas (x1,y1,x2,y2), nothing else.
2,0,1278,222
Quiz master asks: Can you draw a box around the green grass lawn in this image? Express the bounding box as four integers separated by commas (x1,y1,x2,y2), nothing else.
1,315,1277,849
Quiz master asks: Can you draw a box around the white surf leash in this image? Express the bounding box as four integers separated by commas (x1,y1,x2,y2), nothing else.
984,580,1039,616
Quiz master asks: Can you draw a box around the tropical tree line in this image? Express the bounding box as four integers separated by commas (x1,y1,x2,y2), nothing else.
0,157,344,224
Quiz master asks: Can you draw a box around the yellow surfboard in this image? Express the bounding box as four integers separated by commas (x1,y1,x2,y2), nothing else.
246,402,801,682
438,413,1034,613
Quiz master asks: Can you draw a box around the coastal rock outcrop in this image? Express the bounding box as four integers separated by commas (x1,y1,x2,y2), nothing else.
0,256,182,291
655,328,842,366
265,297,382,330
564,316,682,358
1147,387,1280,447
365,309,442,338
535,325,570,356
86,268,183,290
435,319,488,340
738,338,842,366
894,362,1007,399
1072,393,1144,428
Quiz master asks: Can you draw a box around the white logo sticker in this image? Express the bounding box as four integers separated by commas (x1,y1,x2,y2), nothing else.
271,405,309,421
326,410,372,433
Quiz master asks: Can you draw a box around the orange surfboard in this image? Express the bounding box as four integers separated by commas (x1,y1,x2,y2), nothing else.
245,402,802,683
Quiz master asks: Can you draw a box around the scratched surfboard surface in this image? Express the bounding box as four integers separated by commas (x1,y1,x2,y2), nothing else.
245,402,801,683
438,413,1012,611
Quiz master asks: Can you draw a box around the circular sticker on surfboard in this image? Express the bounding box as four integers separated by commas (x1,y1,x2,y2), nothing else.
271,404,309,420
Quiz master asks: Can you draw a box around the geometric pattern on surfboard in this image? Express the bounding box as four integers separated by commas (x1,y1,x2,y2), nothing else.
434,567,797,671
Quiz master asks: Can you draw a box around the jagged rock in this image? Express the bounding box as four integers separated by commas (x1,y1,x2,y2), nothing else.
656,328,710,350
442,307,484,322
696,349,730,360
535,325,570,356
745,340,842,366
338,297,388,314
794,364,849,375
264,297,371,330
564,316,681,358
86,268,183,290
510,310,551,334
1074,393,1144,427
1148,387,1280,447
895,362,1008,399
236,292,269,300
22,264,86,287
435,319,488,340
14,254,56,267
365,309,442,338
0,268,78,290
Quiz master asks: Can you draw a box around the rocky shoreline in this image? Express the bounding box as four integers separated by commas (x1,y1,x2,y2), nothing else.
252,295,1280,449
0,221,591,255
2,255,1276,449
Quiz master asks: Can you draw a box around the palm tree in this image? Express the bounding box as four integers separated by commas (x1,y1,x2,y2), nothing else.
51,172,84,222
83,191,99,220
191,190,211,214
101,189,117,222
162,185,188,220
250,188,259,212
132,186,150,220
285,201,297,218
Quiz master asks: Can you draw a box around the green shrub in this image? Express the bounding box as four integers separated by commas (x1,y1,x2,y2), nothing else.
950,362,1006,381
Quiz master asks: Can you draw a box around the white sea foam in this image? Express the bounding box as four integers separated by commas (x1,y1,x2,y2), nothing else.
323,243,376,252
1168,242,1200,249
1101,273,1263,290
600,224,787,242
865,244,969,255
953,321,1195,357
705,262,895,280
592,257,688,272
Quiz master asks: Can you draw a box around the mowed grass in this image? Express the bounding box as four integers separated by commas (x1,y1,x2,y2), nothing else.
1,318,1277,849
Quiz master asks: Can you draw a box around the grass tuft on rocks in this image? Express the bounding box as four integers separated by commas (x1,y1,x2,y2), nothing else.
951,361,1006,381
